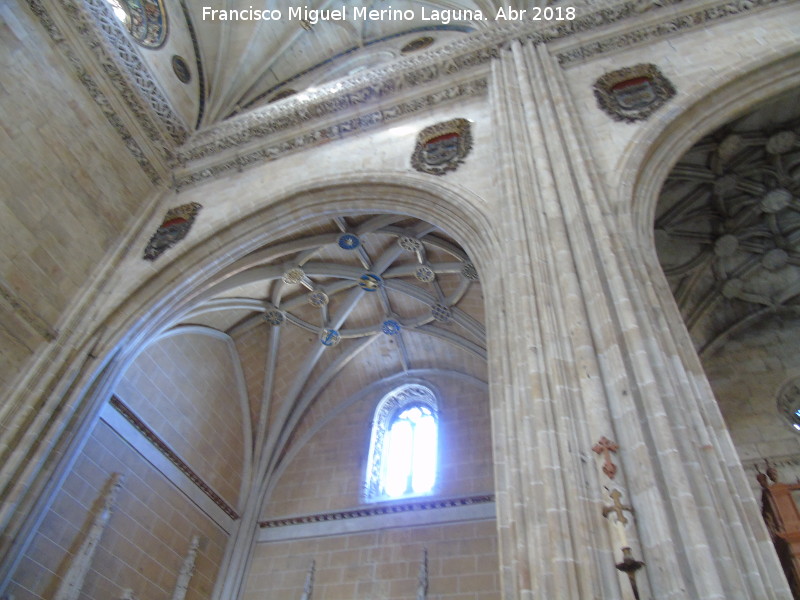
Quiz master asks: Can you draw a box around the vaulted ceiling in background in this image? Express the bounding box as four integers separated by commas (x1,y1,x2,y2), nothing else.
107,0,536,129
655,87,800,354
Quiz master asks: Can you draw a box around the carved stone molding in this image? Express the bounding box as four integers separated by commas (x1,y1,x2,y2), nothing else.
28,0,789,184
174,78,488,190
259,494,494,528
62,0,187,145
556,0,786,66
110,396,239,519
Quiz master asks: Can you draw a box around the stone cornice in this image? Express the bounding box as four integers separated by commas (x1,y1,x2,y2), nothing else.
29,0,789,186
173,77,489,190
110,396,240,520
259,494,495,528
555,0,788,66
80,0,189,144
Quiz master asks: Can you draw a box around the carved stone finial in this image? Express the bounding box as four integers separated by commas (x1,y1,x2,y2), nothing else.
417,548,428,600
54,473,124,600
300,559,315,600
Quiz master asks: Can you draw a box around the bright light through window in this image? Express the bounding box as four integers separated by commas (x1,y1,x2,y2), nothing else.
384,406,437,497
106,0,128,23
364,384,438,501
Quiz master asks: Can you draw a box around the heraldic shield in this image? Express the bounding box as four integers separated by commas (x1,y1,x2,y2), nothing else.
143,202,202,260
593,64,676,123
411,118,473,176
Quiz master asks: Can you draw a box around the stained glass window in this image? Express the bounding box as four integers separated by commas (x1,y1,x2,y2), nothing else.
105,0,167,48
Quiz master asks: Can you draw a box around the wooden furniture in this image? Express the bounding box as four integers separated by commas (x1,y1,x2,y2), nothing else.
759,469,800,598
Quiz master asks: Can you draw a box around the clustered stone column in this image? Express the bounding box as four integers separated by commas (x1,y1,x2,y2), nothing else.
486,39,791,599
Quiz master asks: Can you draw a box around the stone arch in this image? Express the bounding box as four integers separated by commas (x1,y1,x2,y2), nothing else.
608,49,800,399
612,48,800,571
1,173,497,585
619,48,800,243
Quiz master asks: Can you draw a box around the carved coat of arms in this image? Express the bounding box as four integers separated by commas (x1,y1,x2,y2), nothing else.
143,202,202,260
411,118,472,176
594,64,676,122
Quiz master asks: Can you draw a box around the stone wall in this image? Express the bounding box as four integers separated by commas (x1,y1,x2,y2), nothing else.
703,314,800,473
7,419,226,599
0,1,155,399
245,520,499,600
114,330,247,510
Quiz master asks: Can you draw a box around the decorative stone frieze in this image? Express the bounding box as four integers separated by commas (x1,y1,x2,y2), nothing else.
25,0,162,183
25,0,789,185
174,78,488,190
110,397,239,519
259,494,494,528
556,0,786,66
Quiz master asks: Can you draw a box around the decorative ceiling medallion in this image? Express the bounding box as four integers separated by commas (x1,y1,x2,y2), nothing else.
777,377,800,432
308,290,329,307
411,118,473,176
431,304,453,323
359,273,382,291
320,328,341,347
382,319,401,335
171,55,191,84
766,131,797,155
593,64,675,123
398,236,423,252
264,309,285,326
338,233,361,250
401,36,434,54
143,202,201,260
461,263,479,281
415,266,436,283
282,268,306,285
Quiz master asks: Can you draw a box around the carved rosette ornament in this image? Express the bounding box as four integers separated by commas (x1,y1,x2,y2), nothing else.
411,118,473,176
143,202,202,260
593,64,676,122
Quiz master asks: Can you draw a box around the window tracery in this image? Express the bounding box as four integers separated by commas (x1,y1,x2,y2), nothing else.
365,384,438,500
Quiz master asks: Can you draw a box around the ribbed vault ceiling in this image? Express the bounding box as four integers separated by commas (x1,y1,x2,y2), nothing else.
655,87,800,353
158,215,485,478
187,0,539,123
112,0,559,127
